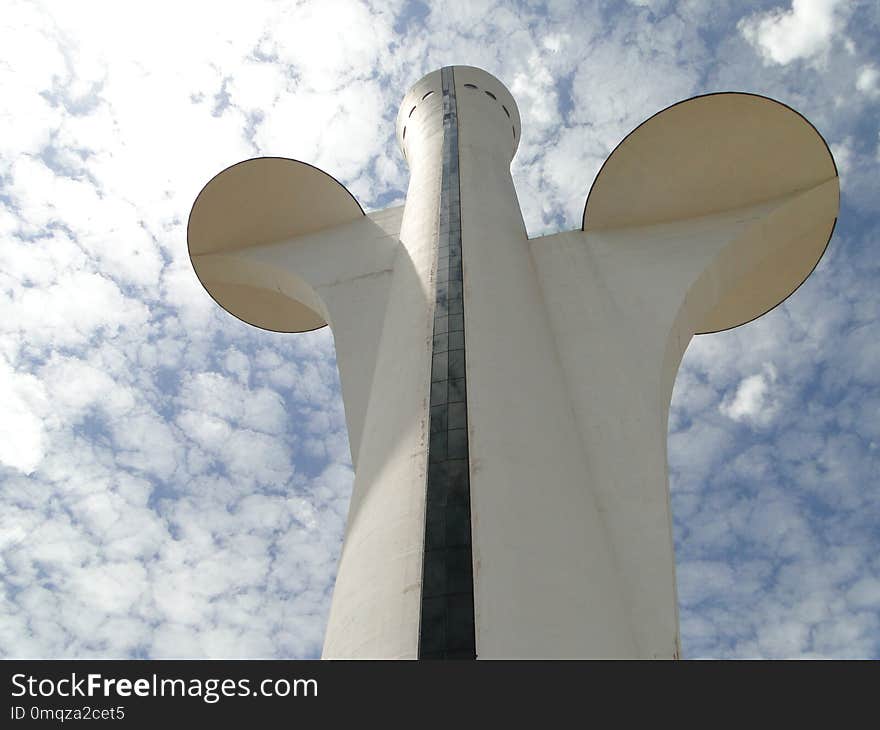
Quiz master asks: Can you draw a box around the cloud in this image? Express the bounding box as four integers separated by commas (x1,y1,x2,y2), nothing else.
0,360,49,474
738,0,847,66
856,65,880,97
720,364,779,426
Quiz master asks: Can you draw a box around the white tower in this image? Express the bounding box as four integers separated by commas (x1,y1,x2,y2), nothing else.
187,66,839,658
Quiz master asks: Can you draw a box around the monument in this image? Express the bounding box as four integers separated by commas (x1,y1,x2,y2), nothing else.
187,66,839,658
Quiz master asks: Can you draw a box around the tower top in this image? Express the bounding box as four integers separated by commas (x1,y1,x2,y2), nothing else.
396,66,521,162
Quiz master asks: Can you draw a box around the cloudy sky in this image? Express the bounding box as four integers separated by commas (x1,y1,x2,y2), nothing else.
1,0,878,659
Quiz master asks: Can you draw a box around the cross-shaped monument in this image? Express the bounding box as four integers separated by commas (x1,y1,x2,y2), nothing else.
187,66,839,659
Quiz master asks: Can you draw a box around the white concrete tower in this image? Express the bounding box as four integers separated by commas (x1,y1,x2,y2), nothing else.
187,66,839,658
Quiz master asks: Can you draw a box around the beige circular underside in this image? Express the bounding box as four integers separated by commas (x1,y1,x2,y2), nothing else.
188,157,363,332
583,92,839,333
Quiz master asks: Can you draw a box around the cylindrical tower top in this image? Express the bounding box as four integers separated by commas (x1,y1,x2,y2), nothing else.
396,66,521,164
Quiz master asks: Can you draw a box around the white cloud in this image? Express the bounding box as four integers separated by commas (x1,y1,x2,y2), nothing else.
720,364,779,426
626,0,670,12
67,561,148,615
0,360,49,474
177,372,288,436
856,65,880,98
739,0,846,66
39,355,136,419
847,577,880,608
755,618,811,657
222,346,252,385
1,269,151,355
830,138,853,187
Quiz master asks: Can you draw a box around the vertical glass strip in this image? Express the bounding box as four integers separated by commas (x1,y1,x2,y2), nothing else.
419,67,476,660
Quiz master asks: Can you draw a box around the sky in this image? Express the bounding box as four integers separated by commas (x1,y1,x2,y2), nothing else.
0,0,878,659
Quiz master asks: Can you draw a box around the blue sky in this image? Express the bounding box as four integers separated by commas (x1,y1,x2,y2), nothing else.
0,0,878,658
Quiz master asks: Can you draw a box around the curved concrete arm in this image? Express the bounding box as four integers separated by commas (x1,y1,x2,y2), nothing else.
525,92,838,656
188,156,403,465
188,156,398,330
581,92,839,336
534,91,839,409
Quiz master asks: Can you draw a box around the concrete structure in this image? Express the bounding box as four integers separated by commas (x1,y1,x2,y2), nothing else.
187,66,839,658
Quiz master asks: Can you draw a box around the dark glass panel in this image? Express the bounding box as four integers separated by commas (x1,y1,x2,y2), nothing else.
447,428,468,459
448,378,466,403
